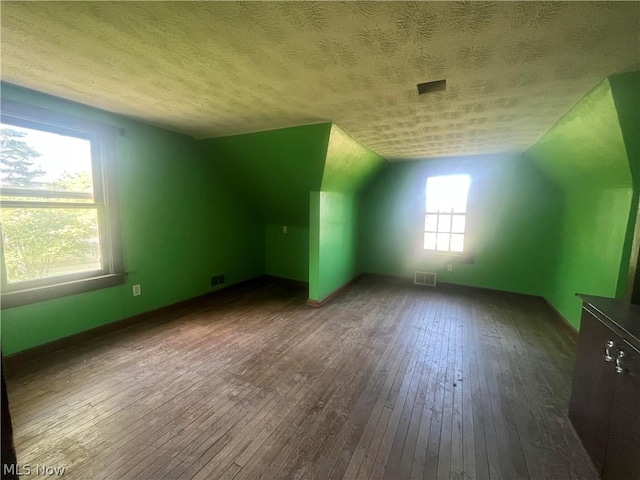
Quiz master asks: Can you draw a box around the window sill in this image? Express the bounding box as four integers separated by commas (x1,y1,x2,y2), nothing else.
1,273,126,309
421,251,475,264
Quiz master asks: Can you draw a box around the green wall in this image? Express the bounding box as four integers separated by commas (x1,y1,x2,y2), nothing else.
527,76,636,329
1,84,264,354
320,125,386,193
309,192,359,300
543,187,632,327
265,224,308,282
358,155,559,296
610,72,640,189
201,124,330,283
309,125,386,301
610,72,640,298
200,124,330,225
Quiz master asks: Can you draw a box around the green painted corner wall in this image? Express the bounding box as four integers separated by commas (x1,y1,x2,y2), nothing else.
265,224,309,282
610,71,640,189
309,125,386,301
321,124,386,193
358,155,559,296
609,71,640,299
310,192,359,301
528,79,631,190
201,123,331,283
0,84,264,355
200,124,331,225
526,74,638,330
543,187,632,328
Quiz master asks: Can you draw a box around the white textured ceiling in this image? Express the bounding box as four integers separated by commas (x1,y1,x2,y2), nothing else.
1,1,639,160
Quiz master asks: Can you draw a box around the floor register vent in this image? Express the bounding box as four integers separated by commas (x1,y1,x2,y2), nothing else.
414,271,437,287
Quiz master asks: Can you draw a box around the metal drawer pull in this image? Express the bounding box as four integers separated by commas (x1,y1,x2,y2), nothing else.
615,350,625,374
605,340,615,361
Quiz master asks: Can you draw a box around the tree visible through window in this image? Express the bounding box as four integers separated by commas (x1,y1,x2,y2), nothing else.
0,100,124,308
1,126,101,281
424,174,471,253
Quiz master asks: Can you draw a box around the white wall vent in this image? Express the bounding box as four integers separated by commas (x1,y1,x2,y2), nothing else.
414,271,437,287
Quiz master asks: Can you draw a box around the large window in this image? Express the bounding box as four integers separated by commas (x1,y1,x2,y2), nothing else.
0,100,124,308
424,174,471,253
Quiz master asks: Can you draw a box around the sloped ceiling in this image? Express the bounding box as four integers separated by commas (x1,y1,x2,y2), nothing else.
1,1,639,160
526,78,631,191
200,123,331,225
322,125,386,193
609,72,640,188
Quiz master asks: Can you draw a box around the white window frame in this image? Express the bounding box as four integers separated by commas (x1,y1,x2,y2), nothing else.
0,99,124,308
423,174,470,255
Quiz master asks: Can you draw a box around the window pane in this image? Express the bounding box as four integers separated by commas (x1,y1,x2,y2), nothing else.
451,192,468,213
450,234,464,252
425,214,438,232
425,181,439,213
452,176,470,213
424,232,436,250
1,207,102,283
451,215,466,233
426,174,470,213
438,214,451,233
0,124,94,196
436,233,450,251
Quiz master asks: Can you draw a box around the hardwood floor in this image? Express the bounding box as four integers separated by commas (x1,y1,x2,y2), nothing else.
4,276,597,479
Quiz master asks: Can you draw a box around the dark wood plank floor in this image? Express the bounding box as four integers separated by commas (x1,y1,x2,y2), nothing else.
4,276,597,479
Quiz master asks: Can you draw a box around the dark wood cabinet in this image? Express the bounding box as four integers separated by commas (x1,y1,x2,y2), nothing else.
569,308,618,473
603,339,640,480
569,296,640,480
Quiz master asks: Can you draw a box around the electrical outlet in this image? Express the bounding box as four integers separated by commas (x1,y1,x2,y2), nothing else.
447,264,453,272
283,225,288,234
133,284,141,296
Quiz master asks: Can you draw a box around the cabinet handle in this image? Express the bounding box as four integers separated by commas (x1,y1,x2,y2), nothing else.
615,350,625,374
605,340,615,361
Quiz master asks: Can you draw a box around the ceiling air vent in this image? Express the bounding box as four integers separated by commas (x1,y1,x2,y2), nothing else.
414,271,437,287
417,79,446,95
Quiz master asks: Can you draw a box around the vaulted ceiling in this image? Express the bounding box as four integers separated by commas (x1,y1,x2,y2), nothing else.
2,1,638,160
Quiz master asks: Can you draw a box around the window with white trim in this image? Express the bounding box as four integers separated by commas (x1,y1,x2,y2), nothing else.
424,174,471,253
0,100,124,308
